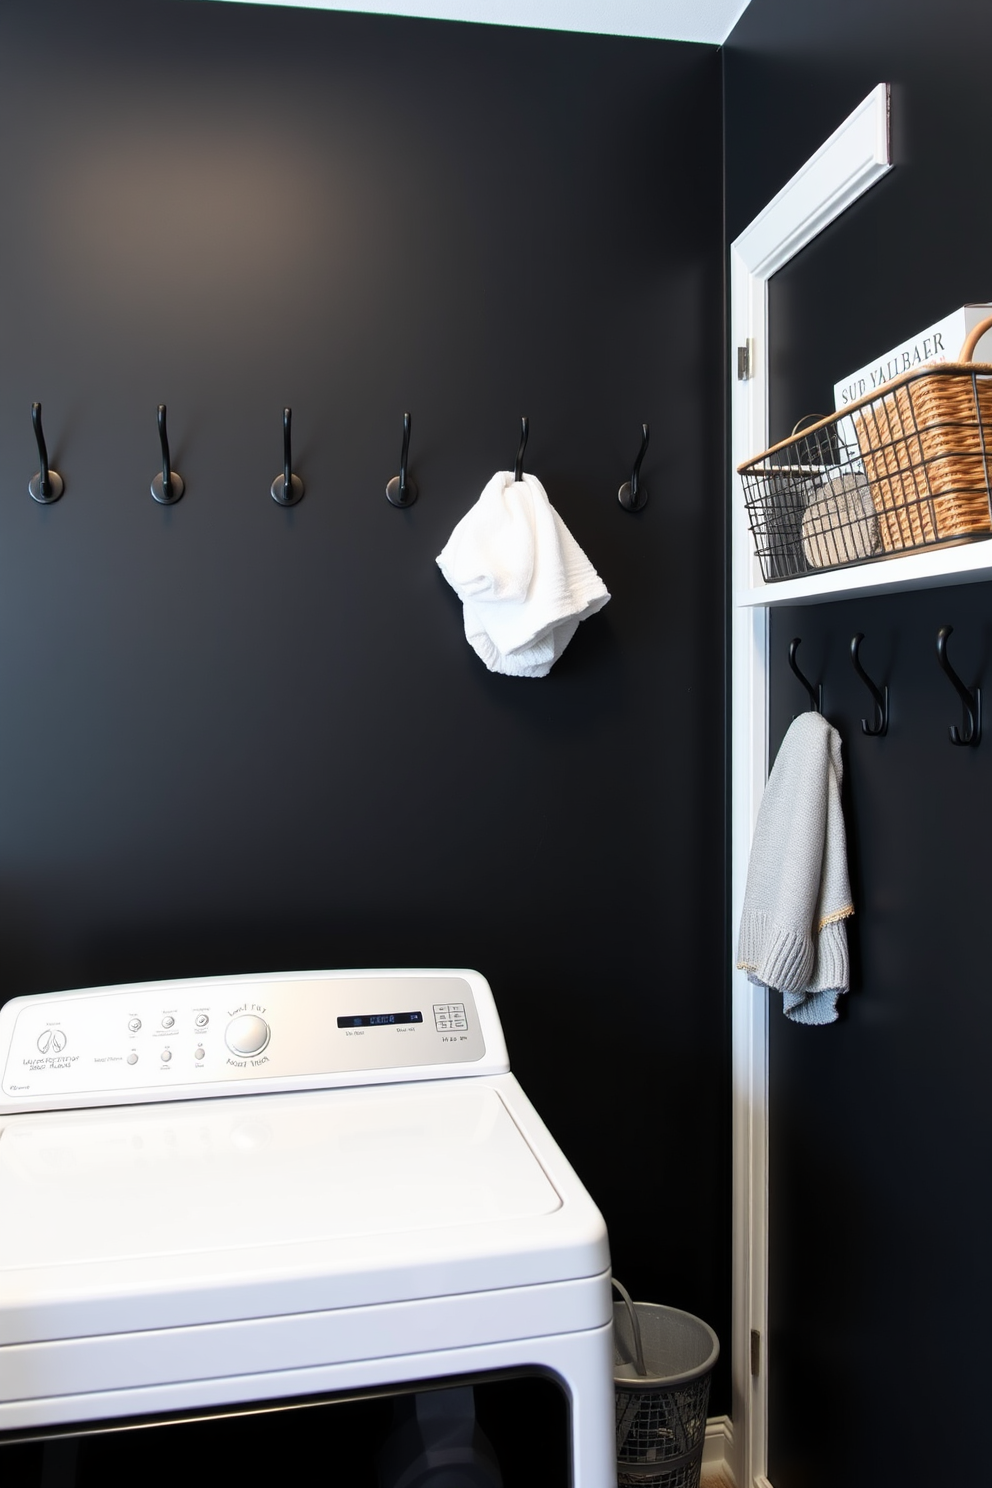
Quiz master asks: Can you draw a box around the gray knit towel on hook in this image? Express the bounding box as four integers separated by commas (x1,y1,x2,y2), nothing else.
737,710,853,1025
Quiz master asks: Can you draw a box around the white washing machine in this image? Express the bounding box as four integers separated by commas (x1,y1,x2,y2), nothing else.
0,969,616,1486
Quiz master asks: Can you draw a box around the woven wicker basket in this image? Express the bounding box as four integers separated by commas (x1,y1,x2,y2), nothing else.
852,314,992,551
738,316,992,580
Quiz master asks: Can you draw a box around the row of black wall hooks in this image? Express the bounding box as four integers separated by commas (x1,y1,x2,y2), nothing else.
27,405,652,513
790,628,982,746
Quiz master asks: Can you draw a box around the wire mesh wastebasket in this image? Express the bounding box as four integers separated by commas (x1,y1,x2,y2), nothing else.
613,1280,719,1488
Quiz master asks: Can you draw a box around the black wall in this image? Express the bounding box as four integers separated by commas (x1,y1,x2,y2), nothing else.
726,1,992,1484
0,0,729,1439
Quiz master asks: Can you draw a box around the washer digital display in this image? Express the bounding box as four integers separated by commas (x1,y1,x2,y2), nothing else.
336,1011,425,1028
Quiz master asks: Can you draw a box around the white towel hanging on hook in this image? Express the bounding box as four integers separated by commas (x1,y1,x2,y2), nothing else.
436,469,610,678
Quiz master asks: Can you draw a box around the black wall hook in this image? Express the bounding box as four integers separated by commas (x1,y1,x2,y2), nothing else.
618,422,649,512
789,637,822,714
271,407,304,506
151,405,184,505
29,403,64,504
936,625,981,746
386,411,418,507
513,416,529,482
850,633,888,736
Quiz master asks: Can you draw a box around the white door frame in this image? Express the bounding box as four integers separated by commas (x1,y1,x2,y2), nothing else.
728,83,891,1488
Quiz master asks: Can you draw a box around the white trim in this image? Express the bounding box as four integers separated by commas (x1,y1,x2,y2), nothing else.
732,84,890,286
731,82,892,603
729,84,892,1488
203,0,752,46
703,1414,737,1482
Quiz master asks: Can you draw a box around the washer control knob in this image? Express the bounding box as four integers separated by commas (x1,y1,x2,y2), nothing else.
225,1014,270,1057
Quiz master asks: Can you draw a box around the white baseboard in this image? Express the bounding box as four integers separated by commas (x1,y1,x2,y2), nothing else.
702,1415,736,1482
682,1415,774,1488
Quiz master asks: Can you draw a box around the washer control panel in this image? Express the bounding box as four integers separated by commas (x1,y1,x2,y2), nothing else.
0,970,506,1113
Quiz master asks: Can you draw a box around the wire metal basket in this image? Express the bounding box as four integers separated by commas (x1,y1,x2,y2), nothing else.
613,1281,719,1488
739,316,992,582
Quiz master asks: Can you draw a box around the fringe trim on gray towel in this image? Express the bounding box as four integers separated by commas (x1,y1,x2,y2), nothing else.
819,904,854,931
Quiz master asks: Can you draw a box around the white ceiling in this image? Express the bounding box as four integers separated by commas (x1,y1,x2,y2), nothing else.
208,0,752,45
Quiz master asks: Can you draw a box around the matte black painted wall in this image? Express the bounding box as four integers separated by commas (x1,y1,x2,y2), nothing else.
0,0,729,1454
726,1,992,1483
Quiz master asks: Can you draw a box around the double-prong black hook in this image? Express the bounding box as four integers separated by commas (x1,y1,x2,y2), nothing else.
936,625,981,746
386,411,418,507
618,423,649,512
151,405,184,505
513,417,529,482
789,637,822,714
850,633,888,736
29,403,64,504
271,407,304,506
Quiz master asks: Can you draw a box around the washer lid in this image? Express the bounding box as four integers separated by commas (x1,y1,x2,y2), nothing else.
0,1074,610,1346
0,1082,560,1272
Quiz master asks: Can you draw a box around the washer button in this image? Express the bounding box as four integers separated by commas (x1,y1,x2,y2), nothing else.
128,1018,142,1032
161,1049,172,1063
127,1053,139,1065
225,1015,270,1057
194,1048,205,1061
195,1014,209,1028
161,1016,175,1029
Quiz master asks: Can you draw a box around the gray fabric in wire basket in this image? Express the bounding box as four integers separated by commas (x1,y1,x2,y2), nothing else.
801,471,880,569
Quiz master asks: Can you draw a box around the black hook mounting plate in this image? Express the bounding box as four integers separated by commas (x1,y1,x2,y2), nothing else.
271,474,304,506
617,478,647,512
386,475,418,507
29,471,64,505
151,472,185,505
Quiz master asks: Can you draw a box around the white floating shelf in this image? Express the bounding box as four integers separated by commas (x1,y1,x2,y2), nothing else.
736,536,992,608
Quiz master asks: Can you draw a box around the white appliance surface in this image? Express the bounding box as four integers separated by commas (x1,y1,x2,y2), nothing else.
0,968,508,1113
1,1082,560,1271
0,970,615,1487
